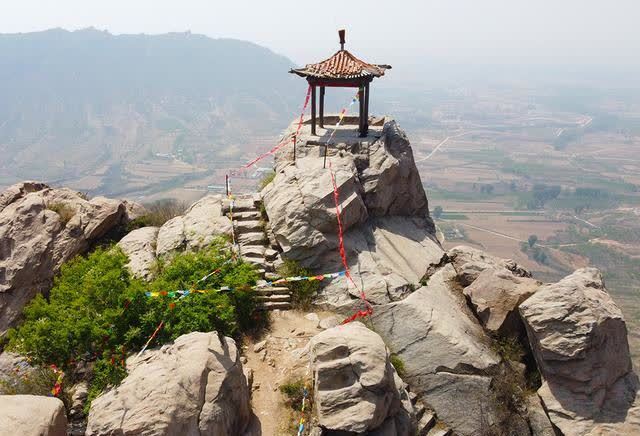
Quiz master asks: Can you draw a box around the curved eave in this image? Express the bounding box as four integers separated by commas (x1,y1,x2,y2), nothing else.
289,65,390,80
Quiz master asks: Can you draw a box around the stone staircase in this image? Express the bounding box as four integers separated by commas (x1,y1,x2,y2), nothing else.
410,390,452,436
222,194,291,311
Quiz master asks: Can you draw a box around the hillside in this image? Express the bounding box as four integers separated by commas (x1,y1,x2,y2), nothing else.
0,28,299,197
1,117,639,436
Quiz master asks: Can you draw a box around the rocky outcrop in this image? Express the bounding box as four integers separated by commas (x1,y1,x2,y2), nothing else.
263,119,444,311
309,322,415,435
0,394,67,436
448,245,531,286
464,268,540,335
86,331,252,436
372,264,501,436
155,194,231,257
0,182,134,332
117,226,159,280
520,268,640,435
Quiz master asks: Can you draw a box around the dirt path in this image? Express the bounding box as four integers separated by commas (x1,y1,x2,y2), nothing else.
242,309,337,435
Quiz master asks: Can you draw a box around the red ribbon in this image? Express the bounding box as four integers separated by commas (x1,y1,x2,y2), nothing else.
328,162,373,324
230,85,312,175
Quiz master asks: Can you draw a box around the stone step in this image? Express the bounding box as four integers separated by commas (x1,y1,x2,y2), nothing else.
234,211,262,221
417,412,436,436
425,427,450,436
254,287,290,295
256,294,291,303
238,232,266,246
223,198,256,212
243,257,268,267
264,248,279,262
241,246,266,257
234,220,264,232
258,301,292,311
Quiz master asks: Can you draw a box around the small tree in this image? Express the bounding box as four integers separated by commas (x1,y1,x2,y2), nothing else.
528,234,538,248
433,206,443,219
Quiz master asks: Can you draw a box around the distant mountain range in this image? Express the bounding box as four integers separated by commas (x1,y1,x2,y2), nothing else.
0,28,301,195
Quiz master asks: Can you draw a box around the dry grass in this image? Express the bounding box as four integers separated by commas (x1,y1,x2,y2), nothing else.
127,199,189,230
47,203,76,225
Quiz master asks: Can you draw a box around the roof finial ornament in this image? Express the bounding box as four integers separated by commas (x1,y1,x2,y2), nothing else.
339,29,346,51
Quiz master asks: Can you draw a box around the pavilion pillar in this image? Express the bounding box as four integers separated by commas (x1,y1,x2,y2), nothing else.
364,81,370,136
358,83,366,137
319,86,325,128
311,84,317,136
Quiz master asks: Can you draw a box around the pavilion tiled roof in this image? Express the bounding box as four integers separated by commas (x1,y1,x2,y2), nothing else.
290,50,391,80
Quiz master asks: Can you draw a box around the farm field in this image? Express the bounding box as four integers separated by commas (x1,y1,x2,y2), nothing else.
403,84,640,365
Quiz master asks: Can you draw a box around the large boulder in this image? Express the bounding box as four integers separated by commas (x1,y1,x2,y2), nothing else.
117,226,159,280
0,182,131,332
309,322,415,435
85,331,252,436
0,394,67,436
371,264,502,436
314,217,445,311
263,118,443,311
520,268,640,435
156,195,231,257
448,245,531,286
464,268,540,335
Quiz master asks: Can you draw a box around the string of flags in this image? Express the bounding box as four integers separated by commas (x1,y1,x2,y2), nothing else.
143,270,347,299
297,385,310,436
50,364,64,397
324,92,360,146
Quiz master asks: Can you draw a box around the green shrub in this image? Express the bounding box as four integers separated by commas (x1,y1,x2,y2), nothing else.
276,259,320,309
279,378,308,410
7,238,260,406
390,354,406,378
47,203,76,225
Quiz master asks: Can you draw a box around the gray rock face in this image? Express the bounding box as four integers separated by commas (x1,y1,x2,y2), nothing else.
86,331,252,436
263,119,443,311
371,264,501,436
117,226,159,280
464,268,540,335
156,195,231,257
520,268,640,435
309,322,415,435
0,182,131,332
448,245,531,287
0,394,67,436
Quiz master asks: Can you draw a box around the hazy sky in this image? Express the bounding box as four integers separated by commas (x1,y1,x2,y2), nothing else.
2,0,639,69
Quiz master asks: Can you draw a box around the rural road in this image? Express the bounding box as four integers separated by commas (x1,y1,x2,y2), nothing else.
415,131,471,162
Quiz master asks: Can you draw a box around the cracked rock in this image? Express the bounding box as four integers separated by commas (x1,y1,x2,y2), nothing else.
85,331,251,436
309,321,415,435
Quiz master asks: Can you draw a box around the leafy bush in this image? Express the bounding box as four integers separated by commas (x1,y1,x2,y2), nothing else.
276,259,320,309
7,238,259,406
47,203,76,225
